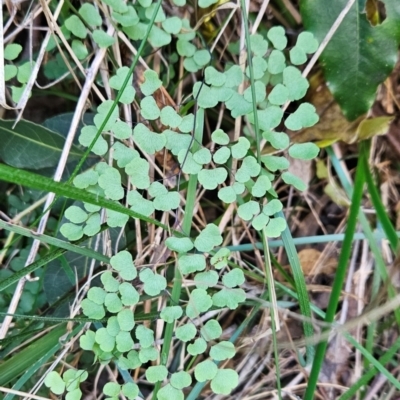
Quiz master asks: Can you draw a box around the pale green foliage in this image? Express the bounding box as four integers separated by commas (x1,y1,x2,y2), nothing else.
52,7,321,397
4,44,22,60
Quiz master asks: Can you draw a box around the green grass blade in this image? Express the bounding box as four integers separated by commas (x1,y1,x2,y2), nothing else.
304,144,366,399
278,210,315,365
339,336,400,400
0,219,109,263
4,323,84,400
361,141,399,253
0,324,68,386
0,163,168,230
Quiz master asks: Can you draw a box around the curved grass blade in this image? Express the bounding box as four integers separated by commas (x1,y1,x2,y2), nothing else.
304,143,366,399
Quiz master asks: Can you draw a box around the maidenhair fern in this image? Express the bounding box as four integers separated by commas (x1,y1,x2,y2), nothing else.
38,0,322,398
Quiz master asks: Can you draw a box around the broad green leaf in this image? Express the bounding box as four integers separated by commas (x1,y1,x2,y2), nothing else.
179,254,206,274
81,298,105,319
165,129,192,154
193,148,212,164
248,106,283,131
60,223,84,241
145,3,166,22
79,3,102,26
125,157,151,189
193,49,211,66
212,147,231,165
235,156,261,183
210,341,236,360
251,175,272,197
267,26,287,50
71,40,88,60
237,201,260,221
289,142,320,160
93,29,115,48
224,65,243,88
263,199,283,215
262,130,289,150
106,316,121,336
176,322,197,342
177,39,196,57
140,96,161,120
194,270,219,289
148,25,171,47
231,137,250,159
211,129,229,145
289,46,307,65
282,171,307,191
102,0,128,13
116,330,134,352
162,16,183,34
160,305,183,323
101,271,120,293
157,384,183,400
160,106,182,128
264,217,287,237
212,288,246,309
103,382,120,397
65,15,87,39
268,50,286,74
301,0,400,120
44,371,65,395
104,292,123,313
210,248,230,269
165,237,194,253
198,168,228,190
113,6,139,27
222,269,245,288
283,66,309,101
243,80,267,103
146,365,168,383
5,65,17,81
194,224,223,252
170,371,192,390
210,369,239,395
87,286,106,305
0,119,84,169
194,360,218,382
65,205,88,224
268,83,289,105
250,33,268,56
261,155,289,171
200,319,222,341
127,190,154,217
193,82,219,108
178,150,202,174
119,282,140,306
136,325,155,348
4,43,22,60
186,288,213,318
218,186,236,203
252,213,269,231
246,56,267,79
284,103,319,130
122,382,139,400
140,69,162,96
139,269,166,296
117,308,135,331
133,123,165,153
188,338,207,355
205,66,226,87
79,125,108,155
110,251,137,281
